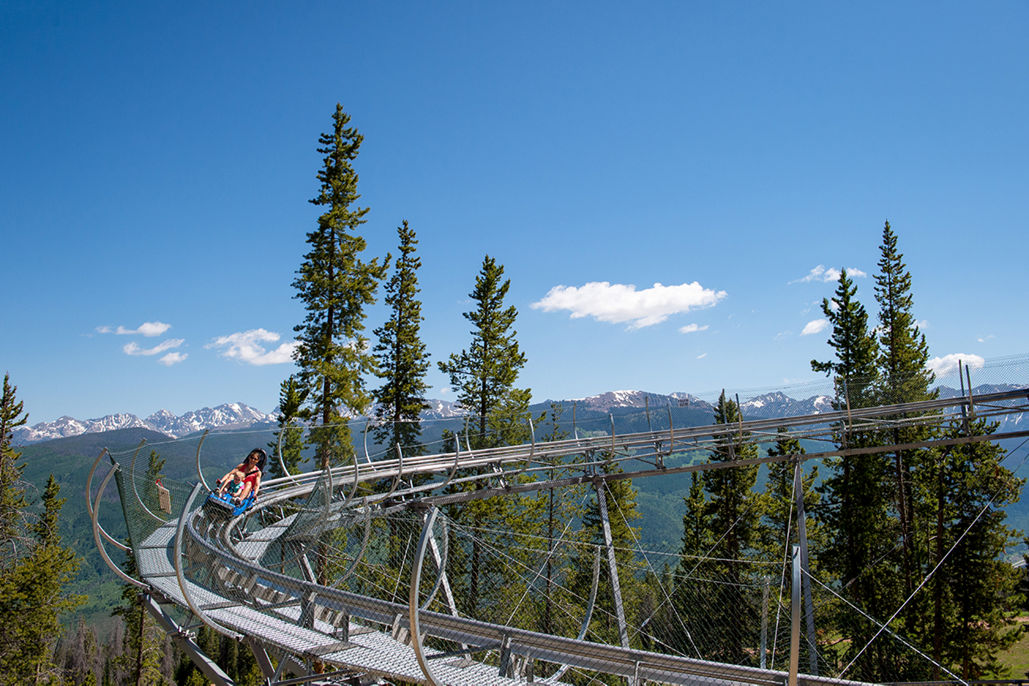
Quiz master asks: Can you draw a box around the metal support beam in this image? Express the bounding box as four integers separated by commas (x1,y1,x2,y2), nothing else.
594,480,630,650
790,544,801,686
793,460,818,675
145,595,236,686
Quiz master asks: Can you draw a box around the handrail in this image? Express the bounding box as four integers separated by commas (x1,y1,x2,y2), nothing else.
129,438,166,524
195,430,211,491
91,464,146,589
85,448,130,552
174,482,242,640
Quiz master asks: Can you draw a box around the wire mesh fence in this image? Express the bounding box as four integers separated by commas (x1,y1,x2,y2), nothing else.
85,358,1029,685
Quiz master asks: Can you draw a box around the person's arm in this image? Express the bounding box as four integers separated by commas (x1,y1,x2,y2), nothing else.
215,464,244,491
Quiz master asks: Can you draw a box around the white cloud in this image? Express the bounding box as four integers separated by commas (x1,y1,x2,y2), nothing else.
916,319,929,330
98,321,172,337
791,265,867,284
439,387,451,395
206,329,298,366
801,319,829,336
158,352,187,366
928,354,985,378
123,339,185,356
532,281,726,329
679,323,709,334
696,353,708,359
977,334,995,343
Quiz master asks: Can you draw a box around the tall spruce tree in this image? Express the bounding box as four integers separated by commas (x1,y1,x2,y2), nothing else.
664,472,713,658
438,255,528,616
438,254,527,448
811,268,899,680
292,103,387,470
0,373,27,565
872,220,937,607
701,391,761,664
0,377,83,684
372,220,430,456
927,420,1023,678
268,376,308,479
0,475,82,684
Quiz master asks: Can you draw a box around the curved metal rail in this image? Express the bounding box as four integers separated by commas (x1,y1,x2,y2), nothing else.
93,387,1029,686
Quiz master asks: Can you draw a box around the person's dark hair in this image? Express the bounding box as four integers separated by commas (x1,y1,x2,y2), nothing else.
247,448,267,473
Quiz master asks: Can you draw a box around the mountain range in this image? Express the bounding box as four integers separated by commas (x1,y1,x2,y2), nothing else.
13,384,1024,445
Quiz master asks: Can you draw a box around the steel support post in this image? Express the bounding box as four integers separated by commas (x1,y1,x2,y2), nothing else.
409,506,444,686
760,575,769,669
793,460,818,675
594,481,630,650
790,544,800,686
145,595,236,686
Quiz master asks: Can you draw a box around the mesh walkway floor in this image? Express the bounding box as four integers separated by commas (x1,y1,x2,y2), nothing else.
137,519,556,685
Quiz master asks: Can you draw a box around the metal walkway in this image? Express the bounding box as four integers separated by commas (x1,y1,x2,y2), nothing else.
88,386,1029,685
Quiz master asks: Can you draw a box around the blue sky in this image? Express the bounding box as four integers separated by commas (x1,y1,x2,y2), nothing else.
2,2,1027,423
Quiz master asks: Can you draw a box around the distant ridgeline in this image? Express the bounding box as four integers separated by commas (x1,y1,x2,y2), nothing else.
18,383,1025,446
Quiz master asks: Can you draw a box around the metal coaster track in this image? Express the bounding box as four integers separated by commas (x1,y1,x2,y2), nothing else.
88,386,1029,685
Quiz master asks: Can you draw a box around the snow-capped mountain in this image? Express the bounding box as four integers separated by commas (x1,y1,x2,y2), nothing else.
739,391,834,418
421,398,463,419
565,389,834,418
13,384,1023,445
570,390,714,412
13,403,277,444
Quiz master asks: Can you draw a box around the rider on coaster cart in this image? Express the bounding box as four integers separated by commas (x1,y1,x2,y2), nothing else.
214,448,266,505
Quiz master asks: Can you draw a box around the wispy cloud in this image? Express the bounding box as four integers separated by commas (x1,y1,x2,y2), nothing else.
532,281,726,329
206,329,297,366
123,339,185,356
801,319,829,336
790,265,867,284
977,334,995,343
159,352,187,366
696,353,708,359
97,321,172,337
928,353,985,378
679,323,709,334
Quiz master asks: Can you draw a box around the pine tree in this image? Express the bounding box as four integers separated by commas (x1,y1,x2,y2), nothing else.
0,476,83,684
0,378,82,684
372,220,430,457
438,254,527,447
0,373,28,567
268,376,309,479
665,472,716,659
872,220,937,610
760,433,822,566
438,255,528,615
700,391,761,664
112,548,168,686
927,420,1023,678
811,268,899,680
292,103,387,470
810,268,878,407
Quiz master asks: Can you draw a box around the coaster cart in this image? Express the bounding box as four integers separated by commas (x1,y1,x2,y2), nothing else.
204,487,256,518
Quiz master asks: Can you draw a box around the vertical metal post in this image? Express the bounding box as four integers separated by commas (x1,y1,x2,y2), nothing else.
790,545,801,686
594,480,630,650
965,365,976,418
793,460,818,675
760,576,769,669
